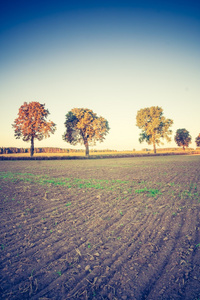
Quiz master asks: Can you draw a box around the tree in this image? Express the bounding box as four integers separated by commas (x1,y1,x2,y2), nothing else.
195,134,200,147
13,102,56,156
63,108,110,156
136,106,173,154
174,128,191,150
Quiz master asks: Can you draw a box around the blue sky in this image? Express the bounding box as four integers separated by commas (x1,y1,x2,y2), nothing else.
0,0,200,151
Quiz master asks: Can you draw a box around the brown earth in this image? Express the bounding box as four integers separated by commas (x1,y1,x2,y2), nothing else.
0,155,200,299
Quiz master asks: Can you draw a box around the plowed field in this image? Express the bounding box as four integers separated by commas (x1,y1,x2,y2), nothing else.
0,155,200,299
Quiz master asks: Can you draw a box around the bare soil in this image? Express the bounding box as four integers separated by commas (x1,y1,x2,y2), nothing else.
0,155,200,299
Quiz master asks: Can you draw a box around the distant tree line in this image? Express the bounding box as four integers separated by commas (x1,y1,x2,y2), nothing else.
10,102,200,156
0,147,117,155
141,147,195,152
0,147,69,154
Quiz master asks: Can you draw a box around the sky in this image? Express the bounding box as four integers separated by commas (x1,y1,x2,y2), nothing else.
0,0,200,151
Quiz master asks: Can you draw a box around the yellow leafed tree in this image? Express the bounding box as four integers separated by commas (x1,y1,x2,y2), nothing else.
136,106,173,153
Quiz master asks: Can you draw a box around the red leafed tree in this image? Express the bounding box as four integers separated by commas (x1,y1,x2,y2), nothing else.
13,102,56,156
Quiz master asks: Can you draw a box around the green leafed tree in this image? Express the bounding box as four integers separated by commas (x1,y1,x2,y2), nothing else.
63,108,110,156
136,106,173,153
195,133,200,147
174,128,192,150
13,101,56,157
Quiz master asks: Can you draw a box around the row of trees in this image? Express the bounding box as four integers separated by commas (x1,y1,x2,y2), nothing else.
136,106,199,153
12,102,200,156
12,102,110,156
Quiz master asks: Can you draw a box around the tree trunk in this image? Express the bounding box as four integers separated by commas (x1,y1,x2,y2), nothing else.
30,136,34,157
85,141,89,156
153,143,156,154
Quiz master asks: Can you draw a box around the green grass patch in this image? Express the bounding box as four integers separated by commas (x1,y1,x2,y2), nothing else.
1,171,199,202
56,271,62,276
135,187,162,197
135,187,148,194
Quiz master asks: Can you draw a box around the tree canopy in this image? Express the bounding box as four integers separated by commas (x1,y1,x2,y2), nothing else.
13,101,56,156
136,106,173,153
63,108,110,156
195,134,200,147
174,128,192,150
